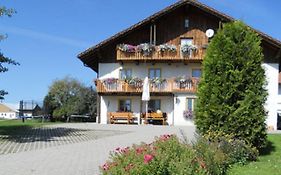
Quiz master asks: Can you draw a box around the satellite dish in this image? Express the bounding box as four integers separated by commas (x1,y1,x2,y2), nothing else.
206,29,214,38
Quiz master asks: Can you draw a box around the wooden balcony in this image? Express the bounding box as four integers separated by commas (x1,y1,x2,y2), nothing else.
96,78,199,94
116,45,205,62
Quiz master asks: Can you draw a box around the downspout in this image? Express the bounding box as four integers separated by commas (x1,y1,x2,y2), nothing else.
172,94,175,126
150,25,153,44
153,24,157,45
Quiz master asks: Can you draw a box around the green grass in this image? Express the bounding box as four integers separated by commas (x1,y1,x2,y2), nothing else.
228,134,281,175
0,119,58,136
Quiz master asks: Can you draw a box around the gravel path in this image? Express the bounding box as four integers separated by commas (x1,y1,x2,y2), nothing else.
0,123,196,175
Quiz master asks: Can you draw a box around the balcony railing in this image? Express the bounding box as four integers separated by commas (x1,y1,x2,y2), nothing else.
96,78,199,94
116,45,205,61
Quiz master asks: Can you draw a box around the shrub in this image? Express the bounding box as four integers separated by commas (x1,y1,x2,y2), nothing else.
102,133,258,175
203,130,258,165
194,136,229,175
195,21,267,150
101,135,208,175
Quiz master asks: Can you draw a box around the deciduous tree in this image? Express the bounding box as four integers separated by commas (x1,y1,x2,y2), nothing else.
0,6,19,100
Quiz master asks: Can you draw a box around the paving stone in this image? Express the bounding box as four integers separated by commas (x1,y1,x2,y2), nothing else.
0,123,195,175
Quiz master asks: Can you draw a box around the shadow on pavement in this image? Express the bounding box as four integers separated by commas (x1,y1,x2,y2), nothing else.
0,125,90,143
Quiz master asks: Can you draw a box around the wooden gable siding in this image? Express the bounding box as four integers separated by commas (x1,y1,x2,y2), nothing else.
93,5,279,71
97,5,219,63
155,6,218,47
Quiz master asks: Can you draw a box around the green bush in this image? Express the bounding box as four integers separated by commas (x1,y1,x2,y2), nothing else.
202,130,258,165
194,136,229,175
195,21,267,150
101,134,258,175
101,135,207,175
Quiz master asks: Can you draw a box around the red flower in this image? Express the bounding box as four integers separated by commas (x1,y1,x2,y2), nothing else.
136,147,144,154
144,154,154,164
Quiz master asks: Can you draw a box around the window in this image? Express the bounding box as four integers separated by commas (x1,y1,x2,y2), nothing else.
119,99,131,112
120,69,132,79
148,99,161,112
181,38,193,46
186,98,196,111
192,69,202,78
149,68,161,79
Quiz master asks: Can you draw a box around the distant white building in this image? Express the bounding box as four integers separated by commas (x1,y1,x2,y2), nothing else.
0,103,19,119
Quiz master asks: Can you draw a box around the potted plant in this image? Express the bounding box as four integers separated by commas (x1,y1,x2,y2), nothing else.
180,43,198,58
158,43,177,52
117,44,136,52
125,77,143,88
103,78,118,89
174,76,193,89
136,43,155,56
183,109,193,120
151,77,167,89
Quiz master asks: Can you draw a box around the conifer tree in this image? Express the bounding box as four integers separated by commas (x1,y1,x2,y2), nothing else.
195,21,267,150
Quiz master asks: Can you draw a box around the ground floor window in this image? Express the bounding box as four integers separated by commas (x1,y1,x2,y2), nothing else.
186,98,196,111
118,99,131,112
148,99,161,112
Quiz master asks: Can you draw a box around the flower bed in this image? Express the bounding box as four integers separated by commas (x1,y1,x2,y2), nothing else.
101,133,258,175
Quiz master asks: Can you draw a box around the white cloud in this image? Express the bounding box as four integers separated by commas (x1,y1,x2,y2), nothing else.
0,25,90,48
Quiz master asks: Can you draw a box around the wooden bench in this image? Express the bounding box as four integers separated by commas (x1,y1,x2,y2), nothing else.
142,112,167,125
108,112,135,124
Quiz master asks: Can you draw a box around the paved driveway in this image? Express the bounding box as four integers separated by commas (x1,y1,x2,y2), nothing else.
0,123,196,175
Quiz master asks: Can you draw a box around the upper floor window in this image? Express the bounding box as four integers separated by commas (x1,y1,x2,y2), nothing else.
120,69,132,79
149,68,161,79
192,69,202,78
119,99,131,112
181,38,193,46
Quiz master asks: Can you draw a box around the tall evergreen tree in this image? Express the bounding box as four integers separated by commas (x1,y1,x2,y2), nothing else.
195,21,267,150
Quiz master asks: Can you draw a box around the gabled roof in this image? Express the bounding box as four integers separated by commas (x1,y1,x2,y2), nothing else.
0,103,17,113
78,0,281,61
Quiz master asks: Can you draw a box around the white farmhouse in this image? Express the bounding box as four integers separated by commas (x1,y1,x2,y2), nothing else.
0,103,19,119
78,0,281,130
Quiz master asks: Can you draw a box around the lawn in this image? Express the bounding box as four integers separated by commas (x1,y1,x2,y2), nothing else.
228,134,281,175
0,119,57,136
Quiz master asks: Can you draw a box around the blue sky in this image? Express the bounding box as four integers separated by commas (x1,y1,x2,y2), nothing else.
0,0,280,105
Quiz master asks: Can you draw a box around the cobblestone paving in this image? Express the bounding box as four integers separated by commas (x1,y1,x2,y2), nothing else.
0,126,126,155
0,123,195,175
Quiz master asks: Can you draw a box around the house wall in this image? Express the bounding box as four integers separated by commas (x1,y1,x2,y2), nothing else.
263,63,279,130
100,95,174,125
98,62,201,80
0,112,18,119
278,84,281,112
173,93,196,126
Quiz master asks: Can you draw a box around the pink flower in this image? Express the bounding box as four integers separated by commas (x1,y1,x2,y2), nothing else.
144,154,154,164
160,134,172,141
102,163,110,171
115,147,121,153
124,163,134,171
136,147,144,154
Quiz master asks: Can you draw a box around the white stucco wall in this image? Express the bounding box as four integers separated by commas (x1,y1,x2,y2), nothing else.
278,84,281,112
263,63,279,130
98,62,201,80
173,93,196,126
0,112,18,119
98,62,279,129
100,95,174,125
